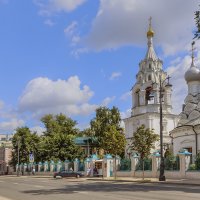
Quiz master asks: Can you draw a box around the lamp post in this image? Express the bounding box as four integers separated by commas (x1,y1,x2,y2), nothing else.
158,74,172,181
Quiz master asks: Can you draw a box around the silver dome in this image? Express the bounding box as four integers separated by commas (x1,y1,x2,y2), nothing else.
185,64,200,83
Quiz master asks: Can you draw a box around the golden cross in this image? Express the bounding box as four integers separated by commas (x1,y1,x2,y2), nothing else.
149,16,152,28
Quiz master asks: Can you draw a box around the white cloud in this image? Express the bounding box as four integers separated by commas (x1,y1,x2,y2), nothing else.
120,91,131,101
121,109,131,119
44,19,55,26
86,0,197,55
30,126,46,135
101,96,116,106
166,41,200,114
18,76,97,118
109,72,122,80
34,0,87,15
64,21,78,36
71,48,88,58
0,119,25,133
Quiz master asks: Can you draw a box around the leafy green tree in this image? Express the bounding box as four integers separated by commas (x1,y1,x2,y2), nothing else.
90,106,126,178
194,6,200,39
39,113,84,161
102,125,126,179
10,127,40,167
41,113,78,136
131,125,158,180
90,106,122,148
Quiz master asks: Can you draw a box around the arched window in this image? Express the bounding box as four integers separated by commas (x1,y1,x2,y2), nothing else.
149,63,152,69
148,75,151,81
145,86,154,105
135,89,140,107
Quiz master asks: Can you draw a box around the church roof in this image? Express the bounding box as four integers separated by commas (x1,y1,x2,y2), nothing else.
184,42,200,83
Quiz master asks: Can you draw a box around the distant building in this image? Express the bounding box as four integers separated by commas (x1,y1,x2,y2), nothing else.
0,134,13,174
0,147,13,174
0,134,13,147
74,137,94,156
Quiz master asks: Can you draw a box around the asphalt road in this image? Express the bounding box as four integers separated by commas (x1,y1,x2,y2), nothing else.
0,176,200,200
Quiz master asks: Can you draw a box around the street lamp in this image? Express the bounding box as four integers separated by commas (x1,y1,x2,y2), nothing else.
150,74,172,181
159,74,172,181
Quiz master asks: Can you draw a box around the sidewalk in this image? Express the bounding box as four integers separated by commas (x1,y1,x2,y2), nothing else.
87,177,200,186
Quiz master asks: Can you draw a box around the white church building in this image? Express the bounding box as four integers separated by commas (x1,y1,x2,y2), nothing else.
170,42,200,156
123,19,179,153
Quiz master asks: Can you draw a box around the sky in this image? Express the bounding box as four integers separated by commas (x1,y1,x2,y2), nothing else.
0,0,199,135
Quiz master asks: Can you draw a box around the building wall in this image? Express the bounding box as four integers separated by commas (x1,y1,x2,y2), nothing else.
172,127,200,156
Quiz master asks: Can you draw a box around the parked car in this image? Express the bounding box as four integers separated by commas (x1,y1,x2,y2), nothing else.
53,170,84,178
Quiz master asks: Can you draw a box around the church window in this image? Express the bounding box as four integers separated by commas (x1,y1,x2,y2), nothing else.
135,89,140,107
148,75,151,81
149,63,152,69
145,86,154,105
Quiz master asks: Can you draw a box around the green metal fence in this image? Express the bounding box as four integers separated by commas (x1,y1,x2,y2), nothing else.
164,156,180,170
119,159,131,171
135,158,152,171
188,154,200,171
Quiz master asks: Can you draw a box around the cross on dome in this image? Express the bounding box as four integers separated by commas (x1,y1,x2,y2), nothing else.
147,16,154,37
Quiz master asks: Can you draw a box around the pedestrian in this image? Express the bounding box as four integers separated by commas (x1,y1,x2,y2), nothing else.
93,166,98,176
32,168,35,175
87,167,91,177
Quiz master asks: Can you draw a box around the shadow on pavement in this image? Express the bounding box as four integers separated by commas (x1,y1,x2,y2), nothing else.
22,181,200,196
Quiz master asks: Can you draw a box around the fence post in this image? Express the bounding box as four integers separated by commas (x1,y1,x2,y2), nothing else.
38,162,42,172
151,151,160,178
64,160,69,171
50,160,54,172
74,158,79,172
178,149,192,178
103,154,113,178
131,154,139,176
44,161,48,172
84,158,90,176
57,160,62,172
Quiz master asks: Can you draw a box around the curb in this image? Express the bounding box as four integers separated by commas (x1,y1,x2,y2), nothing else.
86,178,200,186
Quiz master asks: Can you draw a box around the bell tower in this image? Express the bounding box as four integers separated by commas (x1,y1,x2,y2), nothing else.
124,18,178,149
131,17,172,117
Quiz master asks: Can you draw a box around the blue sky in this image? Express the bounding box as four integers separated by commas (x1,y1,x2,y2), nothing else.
0,0,199,134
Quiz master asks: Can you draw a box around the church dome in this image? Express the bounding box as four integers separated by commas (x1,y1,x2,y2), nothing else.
184,64,200,83
147,28,154,37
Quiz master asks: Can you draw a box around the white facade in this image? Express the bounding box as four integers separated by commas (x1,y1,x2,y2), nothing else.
124,20,178,153
170,43,200,156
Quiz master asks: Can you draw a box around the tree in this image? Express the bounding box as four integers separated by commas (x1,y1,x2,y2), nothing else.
39,113,84,161
131,125,159,180
102,125,126,179
90,106,122,148
10,127,40,167
41,113,78,137
90,106,126,179
194,6,200,39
